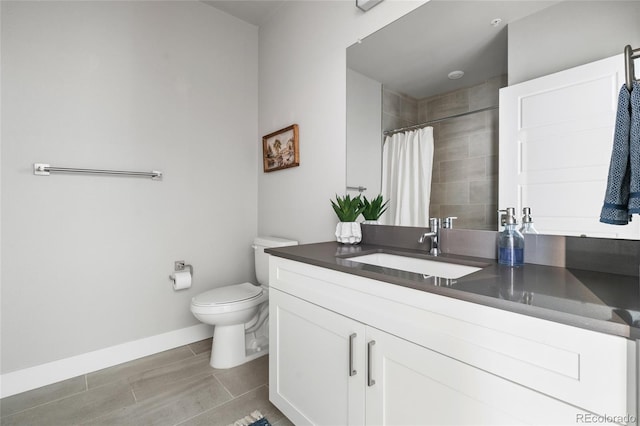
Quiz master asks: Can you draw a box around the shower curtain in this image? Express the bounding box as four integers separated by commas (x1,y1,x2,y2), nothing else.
381,126,434,226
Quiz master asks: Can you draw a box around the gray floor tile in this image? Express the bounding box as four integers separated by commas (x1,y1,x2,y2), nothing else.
86,373,232,426
178,385,286,426
87,346,196,389
212,355,268,397
188,338,213,355
1,380,135,426
0,375,86,418
0,344,290,426
130,352,214,402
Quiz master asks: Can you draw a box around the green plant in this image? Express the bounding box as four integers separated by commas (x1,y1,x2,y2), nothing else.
360,195,389,220
330,194,365,222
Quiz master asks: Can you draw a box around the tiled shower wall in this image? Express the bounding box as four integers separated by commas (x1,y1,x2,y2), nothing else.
382,75,507,230
382,90,419,133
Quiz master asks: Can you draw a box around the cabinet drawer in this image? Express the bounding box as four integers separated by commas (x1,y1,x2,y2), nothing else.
270,257,632,418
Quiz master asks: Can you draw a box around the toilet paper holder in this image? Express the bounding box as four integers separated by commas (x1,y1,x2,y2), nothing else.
169,260,193,280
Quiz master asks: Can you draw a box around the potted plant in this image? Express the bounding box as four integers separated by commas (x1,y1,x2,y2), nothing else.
331,194,365,244
360,194,388,225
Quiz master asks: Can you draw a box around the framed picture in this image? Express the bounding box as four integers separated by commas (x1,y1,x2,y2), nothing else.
262,124,300,172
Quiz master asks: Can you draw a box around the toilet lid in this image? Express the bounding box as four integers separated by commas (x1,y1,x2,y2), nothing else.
191,282,263,306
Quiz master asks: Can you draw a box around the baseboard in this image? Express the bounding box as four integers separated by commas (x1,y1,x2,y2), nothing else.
0,323,213,398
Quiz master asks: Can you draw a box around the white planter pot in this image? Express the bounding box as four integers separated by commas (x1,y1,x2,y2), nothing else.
362,220,380,225
335,222,362,244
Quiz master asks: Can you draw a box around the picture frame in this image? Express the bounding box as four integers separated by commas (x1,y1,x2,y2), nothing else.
262,124,300,172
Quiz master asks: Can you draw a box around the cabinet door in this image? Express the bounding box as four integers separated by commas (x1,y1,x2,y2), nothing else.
365,327,591,426
269,288,366,426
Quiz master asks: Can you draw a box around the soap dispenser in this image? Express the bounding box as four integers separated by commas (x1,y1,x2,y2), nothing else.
520,207,539,234
498,207,525,267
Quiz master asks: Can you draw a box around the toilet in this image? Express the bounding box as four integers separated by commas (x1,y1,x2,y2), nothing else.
190,236,298,369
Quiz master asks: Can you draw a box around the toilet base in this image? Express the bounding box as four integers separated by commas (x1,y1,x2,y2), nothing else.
209,323,269,369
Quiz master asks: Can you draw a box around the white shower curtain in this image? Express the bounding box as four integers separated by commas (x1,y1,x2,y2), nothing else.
381,127,434,227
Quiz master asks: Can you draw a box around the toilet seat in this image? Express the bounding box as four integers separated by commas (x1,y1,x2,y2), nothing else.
192,282,262,305
190,282,266,315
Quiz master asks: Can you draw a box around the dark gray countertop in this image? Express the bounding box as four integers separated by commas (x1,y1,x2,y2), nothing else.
267,241,640,340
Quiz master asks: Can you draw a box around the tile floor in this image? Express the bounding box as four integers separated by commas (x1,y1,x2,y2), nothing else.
0,338,293,426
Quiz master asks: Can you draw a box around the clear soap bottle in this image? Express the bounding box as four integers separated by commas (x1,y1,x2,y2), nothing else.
520,207,539,234
498,207,525,267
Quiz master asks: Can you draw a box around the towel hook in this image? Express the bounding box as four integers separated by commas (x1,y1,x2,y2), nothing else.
625,44,639,91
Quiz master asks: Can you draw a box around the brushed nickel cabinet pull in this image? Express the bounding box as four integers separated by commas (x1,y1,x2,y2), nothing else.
367,340,376,386
349,333,357,377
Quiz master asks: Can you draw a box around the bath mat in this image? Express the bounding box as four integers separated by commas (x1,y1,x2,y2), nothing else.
228,410,271,426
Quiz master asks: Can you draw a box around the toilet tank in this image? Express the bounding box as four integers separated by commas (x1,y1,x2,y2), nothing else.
253,236,298,286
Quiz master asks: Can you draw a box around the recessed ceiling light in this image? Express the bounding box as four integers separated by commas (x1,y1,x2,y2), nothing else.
491,18,502,27
448,70,464,80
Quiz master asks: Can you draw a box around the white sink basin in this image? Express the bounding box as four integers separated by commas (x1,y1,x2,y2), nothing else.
346,253,482,279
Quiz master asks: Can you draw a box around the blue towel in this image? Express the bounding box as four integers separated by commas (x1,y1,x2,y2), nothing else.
629,81,640,213
600,81,640,224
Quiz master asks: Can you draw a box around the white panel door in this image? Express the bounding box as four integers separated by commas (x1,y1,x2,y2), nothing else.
499,53,640,239
364,327,594,426
269,289,366,426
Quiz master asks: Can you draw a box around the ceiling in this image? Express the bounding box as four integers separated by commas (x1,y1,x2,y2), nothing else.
202,0,560,99
347,0,559,99
202,1,285,26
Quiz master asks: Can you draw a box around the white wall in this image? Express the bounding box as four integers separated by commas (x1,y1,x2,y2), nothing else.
346,68,382,198
508,1,640,85
258,0,426,244
1,1,258,374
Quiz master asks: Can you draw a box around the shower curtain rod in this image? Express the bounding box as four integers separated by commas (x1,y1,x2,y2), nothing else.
383,105,498,136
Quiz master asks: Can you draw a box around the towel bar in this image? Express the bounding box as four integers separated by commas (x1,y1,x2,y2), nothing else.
347,185,367,192
33,163,162,180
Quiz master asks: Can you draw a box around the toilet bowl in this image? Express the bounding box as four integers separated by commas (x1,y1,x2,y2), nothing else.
190,236,297,369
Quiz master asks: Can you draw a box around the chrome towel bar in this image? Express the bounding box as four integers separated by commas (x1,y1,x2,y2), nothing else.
33,163,162,180
346,185,367,193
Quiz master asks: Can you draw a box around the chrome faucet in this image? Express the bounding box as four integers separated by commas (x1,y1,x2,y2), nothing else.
419,217,456,256
419,218,441,256
442,216,457,229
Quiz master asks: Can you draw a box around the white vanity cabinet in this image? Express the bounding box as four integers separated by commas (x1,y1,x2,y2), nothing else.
364,324,593,426
269,257,635,426
269,288,366,425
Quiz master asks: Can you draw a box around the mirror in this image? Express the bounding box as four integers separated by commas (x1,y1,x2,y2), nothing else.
346,0,640,237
